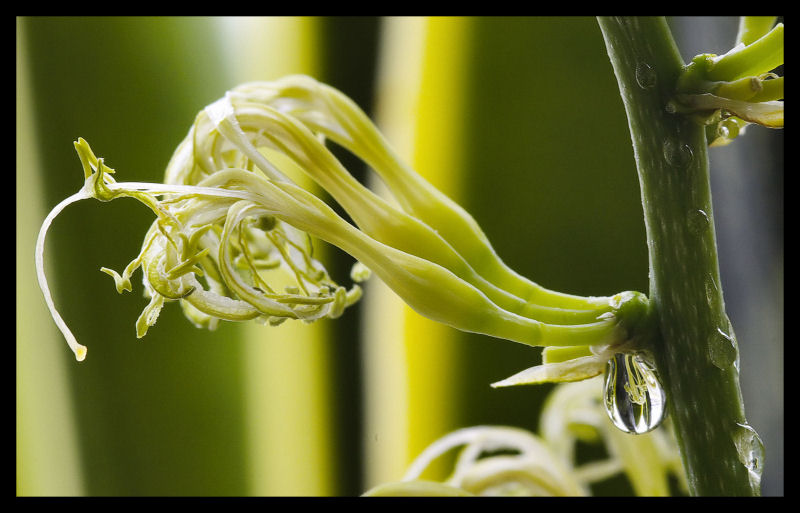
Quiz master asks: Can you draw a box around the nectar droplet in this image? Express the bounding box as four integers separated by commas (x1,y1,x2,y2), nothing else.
603,353,666,434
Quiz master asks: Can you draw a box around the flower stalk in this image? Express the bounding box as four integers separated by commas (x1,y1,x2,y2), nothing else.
597,16,767,495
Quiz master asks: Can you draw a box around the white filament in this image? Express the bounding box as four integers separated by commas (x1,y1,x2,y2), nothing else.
35,190,91,361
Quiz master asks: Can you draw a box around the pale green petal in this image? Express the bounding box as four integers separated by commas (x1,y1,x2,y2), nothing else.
491,354,610,388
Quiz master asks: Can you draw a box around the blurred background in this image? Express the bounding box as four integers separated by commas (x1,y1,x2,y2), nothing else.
17,16,782,496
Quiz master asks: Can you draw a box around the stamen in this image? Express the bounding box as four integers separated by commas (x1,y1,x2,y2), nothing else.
35,190,91,361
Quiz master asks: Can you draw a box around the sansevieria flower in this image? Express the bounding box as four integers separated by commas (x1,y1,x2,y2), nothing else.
36,75,654,390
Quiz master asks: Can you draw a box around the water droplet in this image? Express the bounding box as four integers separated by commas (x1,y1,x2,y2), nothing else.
725,317,742,373
734,423,764,491
663,139,693,168
603,353,666,434
688,209,710,235
708,327,738,369
635,62,657,89
718,118,741,140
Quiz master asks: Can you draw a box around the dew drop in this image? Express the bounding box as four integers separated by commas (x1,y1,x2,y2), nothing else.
733,423,764,492
603,353,666,434
663,139,694,168
635,62,657,89
708,327,738,369
688,209,710,236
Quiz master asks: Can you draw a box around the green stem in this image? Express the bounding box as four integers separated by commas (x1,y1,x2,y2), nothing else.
597,17,759,496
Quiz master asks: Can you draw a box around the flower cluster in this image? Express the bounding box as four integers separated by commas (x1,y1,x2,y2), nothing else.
365,377,686,496
37,75,650,390
671,17,783,146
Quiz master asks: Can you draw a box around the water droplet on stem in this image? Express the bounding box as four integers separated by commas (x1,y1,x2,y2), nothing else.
734,423,765,492
635,62,657,89
663,139,693,168
708,327,738,370
603,353,666,434
688,209,710,235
